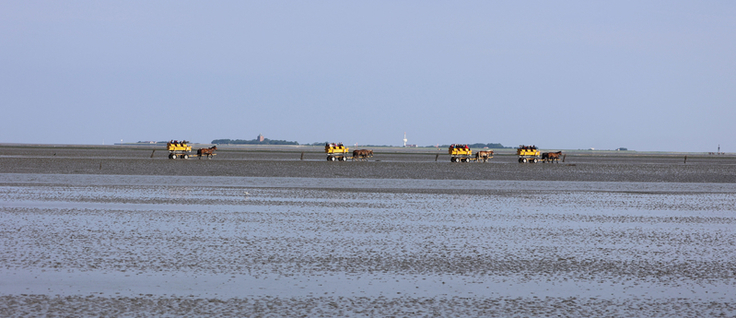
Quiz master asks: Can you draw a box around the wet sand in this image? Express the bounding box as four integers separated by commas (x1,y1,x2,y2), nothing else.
1,145,735,316
1,144,734,182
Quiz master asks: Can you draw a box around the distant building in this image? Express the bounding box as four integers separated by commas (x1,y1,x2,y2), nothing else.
616,147,628,151
257,134,265,142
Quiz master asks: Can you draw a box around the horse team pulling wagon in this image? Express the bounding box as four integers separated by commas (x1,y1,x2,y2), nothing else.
167,140,217,159
353,149,373,161
541,151,562,163
475,150,494,162
448,144,493,163
197,146,217,159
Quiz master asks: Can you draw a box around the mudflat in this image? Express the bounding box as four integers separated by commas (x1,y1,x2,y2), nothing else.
1,144,734,182
1,145,735,316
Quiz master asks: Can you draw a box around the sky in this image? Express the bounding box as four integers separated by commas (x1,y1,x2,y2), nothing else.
1,1,734,152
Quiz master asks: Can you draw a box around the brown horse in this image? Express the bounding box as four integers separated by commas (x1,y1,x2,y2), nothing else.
475,150,494,162
542,151,562,163
352,149,373,161
197,146,217,159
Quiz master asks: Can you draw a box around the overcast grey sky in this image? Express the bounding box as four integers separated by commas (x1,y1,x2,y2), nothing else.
1,1,734,152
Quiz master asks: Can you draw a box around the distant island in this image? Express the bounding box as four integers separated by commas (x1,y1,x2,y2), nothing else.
212,138,299,145
212,139,510,148
439,143,510,149
133,138,510,149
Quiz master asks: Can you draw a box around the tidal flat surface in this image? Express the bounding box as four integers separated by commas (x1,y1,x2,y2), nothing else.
1,146,735,316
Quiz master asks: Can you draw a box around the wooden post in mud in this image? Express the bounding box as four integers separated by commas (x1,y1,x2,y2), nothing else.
562,154,566,163
300,152,304,160
684,155,687,164
151,149,156,158
99,162,102,170
435,154,439,161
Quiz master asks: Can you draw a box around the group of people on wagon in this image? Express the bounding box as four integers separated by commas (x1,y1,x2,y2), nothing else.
449,144,469,150
519,145,537,150
326,142,344,148
169,140,189,146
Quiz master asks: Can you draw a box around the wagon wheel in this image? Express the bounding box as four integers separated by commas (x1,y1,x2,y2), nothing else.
533,158,538,163
171,154,177,160
183,154,189,160
522,158,527,163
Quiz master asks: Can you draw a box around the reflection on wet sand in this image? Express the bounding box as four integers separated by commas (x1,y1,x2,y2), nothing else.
1,172,736,316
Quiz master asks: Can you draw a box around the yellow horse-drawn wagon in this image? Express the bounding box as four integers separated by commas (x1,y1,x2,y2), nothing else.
167,140,192,159
325,143,350,161
449,144,472,162
516,145,541,163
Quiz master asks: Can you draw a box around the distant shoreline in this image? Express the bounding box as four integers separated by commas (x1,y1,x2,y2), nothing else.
0,142,729,156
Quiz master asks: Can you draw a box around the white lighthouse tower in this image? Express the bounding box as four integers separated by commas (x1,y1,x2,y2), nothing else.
403,132,407,147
